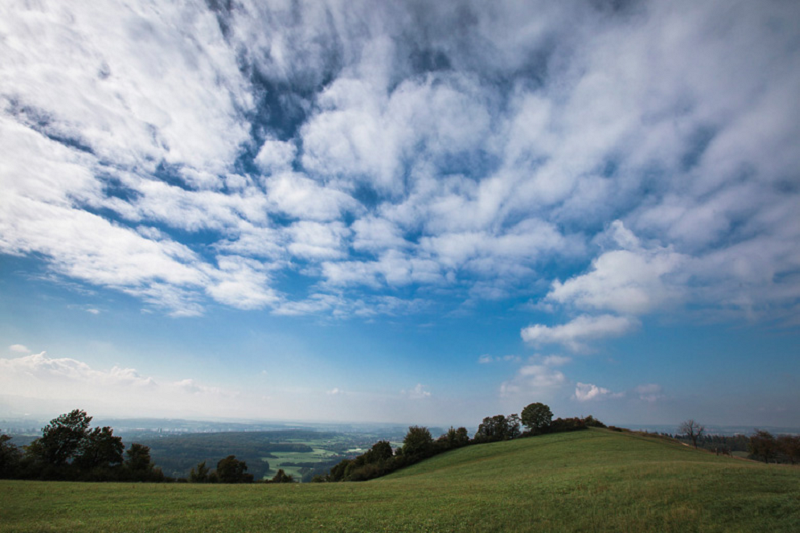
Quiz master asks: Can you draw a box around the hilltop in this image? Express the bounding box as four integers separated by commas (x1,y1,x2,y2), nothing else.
1,428,798,532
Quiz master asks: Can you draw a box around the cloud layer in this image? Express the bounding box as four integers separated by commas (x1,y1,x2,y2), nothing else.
1,0,798,328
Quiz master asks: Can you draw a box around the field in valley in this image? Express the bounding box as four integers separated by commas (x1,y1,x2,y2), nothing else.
1,428,798,532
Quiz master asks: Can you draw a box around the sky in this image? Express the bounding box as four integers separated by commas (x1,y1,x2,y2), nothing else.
1,0,799,430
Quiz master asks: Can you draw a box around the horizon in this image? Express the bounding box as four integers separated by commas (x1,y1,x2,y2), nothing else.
5,412,800,439
1,1,799,430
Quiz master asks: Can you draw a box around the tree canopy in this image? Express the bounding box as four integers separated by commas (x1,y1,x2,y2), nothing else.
521,403,553,435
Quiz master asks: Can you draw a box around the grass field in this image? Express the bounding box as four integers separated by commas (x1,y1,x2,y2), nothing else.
2,428,798,532
266,447,341,479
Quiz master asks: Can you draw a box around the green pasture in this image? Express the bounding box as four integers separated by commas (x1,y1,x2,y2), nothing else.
2,429,798,532
266,447,340,479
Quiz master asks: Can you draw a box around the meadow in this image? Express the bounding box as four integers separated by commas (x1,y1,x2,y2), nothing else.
1,428,798,532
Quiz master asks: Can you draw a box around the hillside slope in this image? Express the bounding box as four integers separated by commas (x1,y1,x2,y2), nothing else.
1,428,798,532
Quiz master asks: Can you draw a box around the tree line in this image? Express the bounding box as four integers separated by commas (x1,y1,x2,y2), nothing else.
0,410,164,482
0,409,298,483
673,419,800,464
317,402,607,483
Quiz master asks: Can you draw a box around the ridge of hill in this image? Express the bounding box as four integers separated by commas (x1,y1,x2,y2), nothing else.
2,428,798,532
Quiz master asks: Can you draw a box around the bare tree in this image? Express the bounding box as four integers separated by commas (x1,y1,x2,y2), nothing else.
680,419,705,449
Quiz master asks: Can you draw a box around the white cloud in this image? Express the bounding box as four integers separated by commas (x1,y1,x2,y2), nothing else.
205,256,279,310
403,383,431,400
1,0,799,324
539,355,571,367
500,364,567,398
265,172,358,222
9,344,31,353
573,382,663,403
0,352,255,419
478,354,522,364
521,314,639,353
546,221,688,316
286,221,350,260
574,382,624,402
0,352,155,389
351,216,408,252
0,0,253,181
635,383,664,403
254,138,296,175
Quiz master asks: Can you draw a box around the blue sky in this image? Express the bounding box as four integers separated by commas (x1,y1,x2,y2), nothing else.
1,0,799,429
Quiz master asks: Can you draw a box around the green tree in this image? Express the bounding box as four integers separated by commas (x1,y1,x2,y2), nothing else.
124,442,164,481
364,440,393,463
271,468,293,483
216,455,252,483
402,426,433,457
507,414,522,439
125,443,153,472
777,435,800,464
32,409,93,466
189,460,209,482
0,434,21,478
475,415,511,442
76,426,124,470
521,402,553,435
749,430,778,463
439,426,470,448
679,420,705,449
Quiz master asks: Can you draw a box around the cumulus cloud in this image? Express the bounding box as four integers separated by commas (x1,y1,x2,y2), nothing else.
254,138,296,175
548,223,688,315
9,344,30,353
521,315,640,353
574,382,623,402
498,353,572,398
500,364,567,398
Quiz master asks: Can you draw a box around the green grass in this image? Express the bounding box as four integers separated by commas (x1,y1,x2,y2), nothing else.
2,429,798,532
266,447,340,479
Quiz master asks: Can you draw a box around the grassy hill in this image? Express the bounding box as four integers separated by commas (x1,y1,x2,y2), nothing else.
2,428,798,532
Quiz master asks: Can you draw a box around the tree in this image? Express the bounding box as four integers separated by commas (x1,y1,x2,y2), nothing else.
507,414,522,439
439,426,470,449
453,427,470,447
475,415,511,442
0,435,21,478
521,403,553,435
749,430,778,464
76,426,124,471
125,443,153,472
33,409,93,466
364,440,393,464
216,455,252,483
271,468,293,483
123,442,164,481
189,460,210,482
777,435,800,465
679,420,705,449
402,426,433,457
